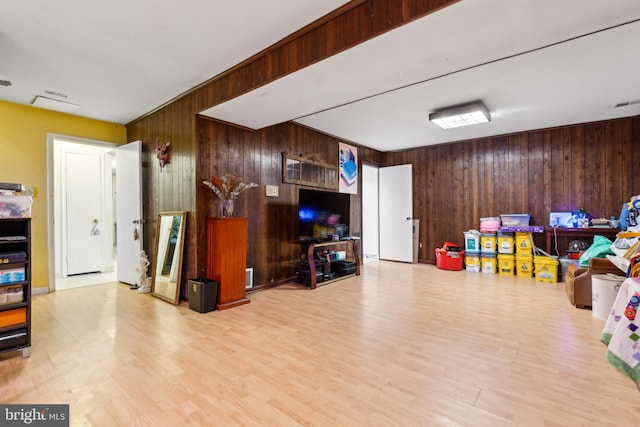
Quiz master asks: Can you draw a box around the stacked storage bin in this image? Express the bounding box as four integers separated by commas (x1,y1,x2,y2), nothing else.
496,231,515,276
480,232,497,274
464,230,481,272
515,232,534,278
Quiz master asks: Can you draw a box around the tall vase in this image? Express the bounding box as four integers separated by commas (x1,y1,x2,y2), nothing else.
220,198,234,218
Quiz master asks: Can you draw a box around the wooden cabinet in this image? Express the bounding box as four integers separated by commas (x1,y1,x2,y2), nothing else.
206,218,250,310
305,239,360,289
0,218,31,358
544,226,620,256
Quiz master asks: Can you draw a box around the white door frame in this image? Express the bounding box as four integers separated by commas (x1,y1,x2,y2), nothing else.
379,164,413,263
47,134,118,292
362,163,379,264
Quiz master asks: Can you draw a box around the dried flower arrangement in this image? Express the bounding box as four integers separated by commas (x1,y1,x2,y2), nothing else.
203,173,258,200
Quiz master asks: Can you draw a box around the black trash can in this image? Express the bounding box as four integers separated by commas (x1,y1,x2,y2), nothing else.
188,278,218,313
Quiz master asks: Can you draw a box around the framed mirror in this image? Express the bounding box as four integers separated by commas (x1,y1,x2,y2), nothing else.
151,211,186,305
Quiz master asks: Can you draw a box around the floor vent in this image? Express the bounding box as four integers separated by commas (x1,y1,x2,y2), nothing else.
245,268,253,289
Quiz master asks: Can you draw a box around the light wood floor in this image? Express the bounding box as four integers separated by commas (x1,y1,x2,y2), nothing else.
2,261,639,426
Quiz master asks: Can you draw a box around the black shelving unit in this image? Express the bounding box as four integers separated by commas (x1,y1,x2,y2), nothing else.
0,218,31,358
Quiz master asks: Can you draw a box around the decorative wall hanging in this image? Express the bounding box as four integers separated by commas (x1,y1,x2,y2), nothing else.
339,142,358,194
282,152,338,190
155,137,171,171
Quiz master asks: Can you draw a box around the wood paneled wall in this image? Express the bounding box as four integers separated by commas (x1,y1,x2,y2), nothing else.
382,117,640,262
127,0,639,293
126,94,198,293
196,117,380,289
126,1,452,296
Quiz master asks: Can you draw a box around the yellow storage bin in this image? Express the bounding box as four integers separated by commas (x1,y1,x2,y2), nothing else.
480,233,497,253
497,254,515,276
515,232,533,255
534,256,559,283
497,232,515,254
481,252,497,274
465,251,481,272
515,255,534,278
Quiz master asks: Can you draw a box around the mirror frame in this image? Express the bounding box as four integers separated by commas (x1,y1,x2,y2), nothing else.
151,211,186,305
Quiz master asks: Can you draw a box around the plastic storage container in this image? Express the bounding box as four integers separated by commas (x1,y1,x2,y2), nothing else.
591,274,625,320
0,196,32,218
515,255,534,278
515,232,533,255
500,214,531,227
480,233,497,253
497,232,515,254
481,252,497,274
464,231,480,252
465,251,481,272
0,268,25,284
435,245,464,271
497,254,515,276
558,257,574,282
0,285,23,305
0,307,26,328
479,217,501,232
533,256,559,283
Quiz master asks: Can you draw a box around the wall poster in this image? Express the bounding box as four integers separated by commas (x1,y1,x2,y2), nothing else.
339,142,358,194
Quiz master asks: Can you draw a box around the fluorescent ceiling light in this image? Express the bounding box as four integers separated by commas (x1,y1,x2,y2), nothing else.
429,101,490,129
32,96,80,114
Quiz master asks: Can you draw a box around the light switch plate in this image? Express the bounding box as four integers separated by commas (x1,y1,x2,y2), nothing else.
266,185,279,197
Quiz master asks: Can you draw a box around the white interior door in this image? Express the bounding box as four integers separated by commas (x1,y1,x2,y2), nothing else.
379,164,413,262
115,140,143,285
65,152,104,275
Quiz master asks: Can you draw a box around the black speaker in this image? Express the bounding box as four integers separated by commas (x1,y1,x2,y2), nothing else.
188,278,218,313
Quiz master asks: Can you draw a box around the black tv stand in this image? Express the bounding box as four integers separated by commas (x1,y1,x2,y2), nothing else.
301,239,360,289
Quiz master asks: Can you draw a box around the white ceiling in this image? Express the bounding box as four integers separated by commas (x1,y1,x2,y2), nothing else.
0,0,349,122
2,1,640,152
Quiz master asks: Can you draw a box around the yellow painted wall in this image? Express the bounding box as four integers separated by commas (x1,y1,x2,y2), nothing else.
0,100,127,290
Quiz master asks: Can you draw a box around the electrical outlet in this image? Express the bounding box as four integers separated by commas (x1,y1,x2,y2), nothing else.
419,243,423,248
265,185,279,197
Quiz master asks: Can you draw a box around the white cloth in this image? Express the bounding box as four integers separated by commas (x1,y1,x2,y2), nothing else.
600,277,640,390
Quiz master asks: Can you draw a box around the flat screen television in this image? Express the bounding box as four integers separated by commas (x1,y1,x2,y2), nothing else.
298,188,350,242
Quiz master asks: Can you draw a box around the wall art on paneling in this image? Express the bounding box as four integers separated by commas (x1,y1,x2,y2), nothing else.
339,142,358,194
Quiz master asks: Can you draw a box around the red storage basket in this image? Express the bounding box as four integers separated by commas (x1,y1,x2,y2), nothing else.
435,247,465,271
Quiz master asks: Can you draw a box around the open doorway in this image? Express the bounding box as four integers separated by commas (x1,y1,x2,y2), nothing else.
47,135,118,291
362,163,414,264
